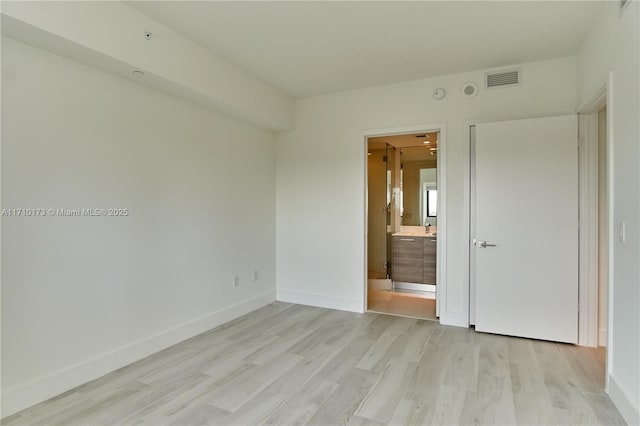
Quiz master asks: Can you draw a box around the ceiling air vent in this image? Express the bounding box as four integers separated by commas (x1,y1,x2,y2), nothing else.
486,69,520,88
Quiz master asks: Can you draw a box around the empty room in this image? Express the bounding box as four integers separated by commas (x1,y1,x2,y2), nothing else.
1,1,639,425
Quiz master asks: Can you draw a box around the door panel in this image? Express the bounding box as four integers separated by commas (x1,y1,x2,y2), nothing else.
475,115,578,343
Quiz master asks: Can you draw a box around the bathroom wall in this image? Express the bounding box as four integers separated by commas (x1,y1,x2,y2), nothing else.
367,148,388,277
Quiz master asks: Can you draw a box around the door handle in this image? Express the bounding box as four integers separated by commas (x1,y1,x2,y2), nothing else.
477,240,497,248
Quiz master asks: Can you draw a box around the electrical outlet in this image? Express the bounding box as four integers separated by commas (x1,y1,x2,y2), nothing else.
232,275,239,287
253,270,259,282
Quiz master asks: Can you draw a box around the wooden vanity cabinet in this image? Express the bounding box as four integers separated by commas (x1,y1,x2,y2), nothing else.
392,237,423,283
392,236,437,285
423,237,437,284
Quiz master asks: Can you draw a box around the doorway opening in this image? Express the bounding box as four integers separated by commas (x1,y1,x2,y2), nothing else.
596,106,608,350
575,83,610,391
366,131,440,320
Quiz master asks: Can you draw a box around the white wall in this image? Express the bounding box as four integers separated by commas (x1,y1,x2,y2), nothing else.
276,57,577,323
1,38,277,416
577,2,640,424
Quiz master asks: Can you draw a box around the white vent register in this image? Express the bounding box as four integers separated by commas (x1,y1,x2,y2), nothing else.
486,69,520,88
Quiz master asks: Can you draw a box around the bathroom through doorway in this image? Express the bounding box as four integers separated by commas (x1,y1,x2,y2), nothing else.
366,131,441,320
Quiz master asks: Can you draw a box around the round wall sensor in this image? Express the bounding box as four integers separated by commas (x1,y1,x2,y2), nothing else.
432,88,446,100
131,70,145,77
461,82,479,99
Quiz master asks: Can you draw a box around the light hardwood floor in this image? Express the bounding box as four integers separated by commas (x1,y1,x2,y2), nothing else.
3,302,625,426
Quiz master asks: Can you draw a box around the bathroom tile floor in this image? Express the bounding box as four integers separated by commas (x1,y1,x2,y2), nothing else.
368,288,437,320
367,279,437,320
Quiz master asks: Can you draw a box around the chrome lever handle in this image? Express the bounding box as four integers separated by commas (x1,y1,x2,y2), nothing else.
477,240,497,248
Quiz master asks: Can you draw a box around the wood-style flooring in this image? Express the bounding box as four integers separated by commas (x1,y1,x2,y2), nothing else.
3,302,625,426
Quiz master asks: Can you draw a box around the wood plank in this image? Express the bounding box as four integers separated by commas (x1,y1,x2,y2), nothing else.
3,303,624,426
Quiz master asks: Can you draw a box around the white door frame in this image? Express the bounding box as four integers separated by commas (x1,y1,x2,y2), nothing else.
578,111,600,348
578,75,614,390
465,97,613,344
467,122,477,325
362,123,447,322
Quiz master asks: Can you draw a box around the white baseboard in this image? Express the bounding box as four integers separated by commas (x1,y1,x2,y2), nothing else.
439,310,469,328
1,291,276,418
277,288,363,313
608,374,640,426
598,327,607,347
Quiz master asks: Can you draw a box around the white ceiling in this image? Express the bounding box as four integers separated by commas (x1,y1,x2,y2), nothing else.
128,1,603,99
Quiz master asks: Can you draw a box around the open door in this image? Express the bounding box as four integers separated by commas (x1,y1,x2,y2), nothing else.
474,115,578,343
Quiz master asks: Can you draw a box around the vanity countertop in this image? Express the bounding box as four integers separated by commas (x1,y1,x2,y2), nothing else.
392,232,437,238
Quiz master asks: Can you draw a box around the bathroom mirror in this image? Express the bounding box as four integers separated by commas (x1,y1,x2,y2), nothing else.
400,146,437,226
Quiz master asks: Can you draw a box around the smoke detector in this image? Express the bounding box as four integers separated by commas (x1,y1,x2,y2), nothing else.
432,88,446,100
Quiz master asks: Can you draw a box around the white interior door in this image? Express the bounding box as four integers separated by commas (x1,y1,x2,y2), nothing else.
475,115,578,343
